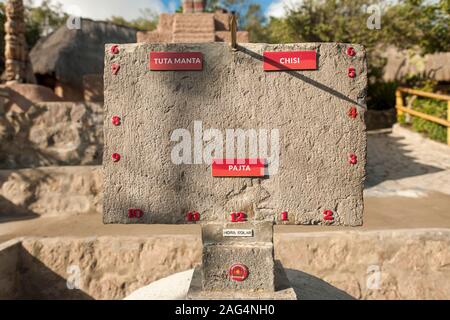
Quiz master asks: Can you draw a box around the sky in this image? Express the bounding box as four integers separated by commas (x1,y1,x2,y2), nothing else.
14,0,302,20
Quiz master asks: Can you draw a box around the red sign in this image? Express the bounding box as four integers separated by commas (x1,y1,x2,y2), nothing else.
263,51,317,71
149,52,203,71
212,159,265,177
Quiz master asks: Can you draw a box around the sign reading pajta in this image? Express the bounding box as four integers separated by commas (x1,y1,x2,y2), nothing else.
263,51,317,71
149,52,203,71
212,159,266,177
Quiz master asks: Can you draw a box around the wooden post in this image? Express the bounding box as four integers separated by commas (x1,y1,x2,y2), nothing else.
230,13,237,50
396,89,403,117
447,100,450,146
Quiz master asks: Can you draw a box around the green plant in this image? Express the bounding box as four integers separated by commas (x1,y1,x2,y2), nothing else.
367,81,398,110
406,98,447,143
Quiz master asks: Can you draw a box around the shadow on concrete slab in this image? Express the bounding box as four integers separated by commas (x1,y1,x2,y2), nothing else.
17,249,93,300
285,269,355,300
365,133,443,188
0,196,39,224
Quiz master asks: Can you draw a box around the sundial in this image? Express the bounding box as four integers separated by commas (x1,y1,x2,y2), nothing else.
103,41,367,299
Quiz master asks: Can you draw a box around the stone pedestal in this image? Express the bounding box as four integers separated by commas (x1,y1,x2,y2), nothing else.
187,222,297,300
188,261,297,300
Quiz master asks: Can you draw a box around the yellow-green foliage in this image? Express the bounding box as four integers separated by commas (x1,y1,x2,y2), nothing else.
400,98,447,143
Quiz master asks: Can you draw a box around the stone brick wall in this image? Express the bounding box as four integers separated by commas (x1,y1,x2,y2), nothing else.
275,229,450,300
1,230,449,299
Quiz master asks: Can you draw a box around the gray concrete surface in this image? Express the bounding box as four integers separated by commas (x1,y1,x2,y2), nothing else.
366,125,450,197
103,42,367,226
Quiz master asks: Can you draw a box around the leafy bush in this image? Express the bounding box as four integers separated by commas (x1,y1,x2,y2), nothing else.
399,98,447,143
367,81,398,110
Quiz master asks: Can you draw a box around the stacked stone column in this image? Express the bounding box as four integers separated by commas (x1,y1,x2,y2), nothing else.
4,0,28,83
182,0,206,13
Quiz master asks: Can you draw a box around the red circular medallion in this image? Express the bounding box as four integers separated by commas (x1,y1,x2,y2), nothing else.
229,263,249,282
112,153,121,162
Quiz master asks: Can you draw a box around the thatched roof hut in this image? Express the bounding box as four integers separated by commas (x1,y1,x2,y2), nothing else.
383,47,450,83
29,18,136,101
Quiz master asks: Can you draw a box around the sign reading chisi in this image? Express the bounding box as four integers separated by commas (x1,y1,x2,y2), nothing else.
263,51,317,71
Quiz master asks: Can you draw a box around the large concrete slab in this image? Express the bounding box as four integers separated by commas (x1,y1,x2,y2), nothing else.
103,42,367,226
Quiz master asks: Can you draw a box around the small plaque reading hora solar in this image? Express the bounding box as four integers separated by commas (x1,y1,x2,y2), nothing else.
212,159,265,177
223,229,254,237
149,52,203,71
263,51,317,71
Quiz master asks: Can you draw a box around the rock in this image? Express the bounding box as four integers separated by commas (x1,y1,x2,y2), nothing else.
0,166,102,217
0,102,103,169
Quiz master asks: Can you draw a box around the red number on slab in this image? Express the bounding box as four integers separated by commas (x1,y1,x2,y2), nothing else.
230,212,246,222
186,211,200,222
323,210,334,221
128,209,143,219
349,154,358,165
348,107,358,119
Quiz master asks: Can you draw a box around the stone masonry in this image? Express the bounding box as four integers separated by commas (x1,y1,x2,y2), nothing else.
137,6,249,44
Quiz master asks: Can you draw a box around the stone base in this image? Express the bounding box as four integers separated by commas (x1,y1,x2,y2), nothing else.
187,260,297,300
202,241,275,291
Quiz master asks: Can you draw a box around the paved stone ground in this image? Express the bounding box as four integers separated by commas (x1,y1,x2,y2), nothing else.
365,124,450,197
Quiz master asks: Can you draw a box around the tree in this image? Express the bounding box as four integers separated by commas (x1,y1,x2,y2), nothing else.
0,0,67,74
108,8,158,31
206,0,269,42
24,0,68,48
242,4,267,42
382,0,449,54
262,0,449,81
